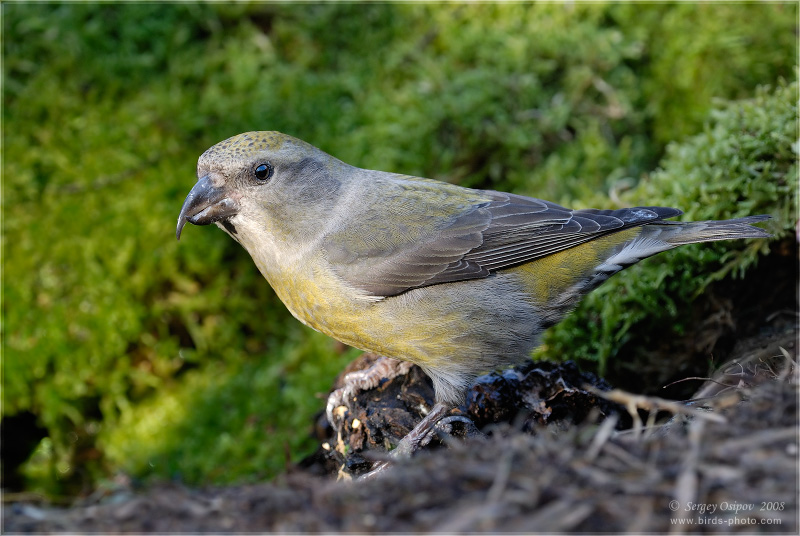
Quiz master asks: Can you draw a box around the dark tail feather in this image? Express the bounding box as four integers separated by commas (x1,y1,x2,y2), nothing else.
660,215,772,245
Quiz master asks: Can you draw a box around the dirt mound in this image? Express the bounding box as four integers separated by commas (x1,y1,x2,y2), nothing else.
5,328,796,533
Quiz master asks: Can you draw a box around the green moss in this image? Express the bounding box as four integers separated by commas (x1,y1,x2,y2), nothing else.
97,331,358,487
539,81,797,373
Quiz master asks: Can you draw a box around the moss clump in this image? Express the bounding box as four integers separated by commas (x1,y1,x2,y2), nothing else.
539,81,797,381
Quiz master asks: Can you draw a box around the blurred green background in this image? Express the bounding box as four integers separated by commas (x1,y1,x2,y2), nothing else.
3,2,797,498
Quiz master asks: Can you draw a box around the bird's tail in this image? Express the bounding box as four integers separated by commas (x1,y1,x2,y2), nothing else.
532,213,771,325
581,214,770,294
655,214,772,245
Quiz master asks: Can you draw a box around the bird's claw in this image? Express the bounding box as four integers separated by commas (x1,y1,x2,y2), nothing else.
325,356,413,427
432,415,484,443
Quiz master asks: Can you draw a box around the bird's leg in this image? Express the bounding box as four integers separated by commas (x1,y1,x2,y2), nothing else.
325,354,414,426
362,401,451,478
390,401,451,457
327,355,481,478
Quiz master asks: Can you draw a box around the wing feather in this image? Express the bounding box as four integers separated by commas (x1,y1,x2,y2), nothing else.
323,179,682,297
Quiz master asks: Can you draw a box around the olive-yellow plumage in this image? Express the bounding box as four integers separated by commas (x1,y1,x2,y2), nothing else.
177,131,770,452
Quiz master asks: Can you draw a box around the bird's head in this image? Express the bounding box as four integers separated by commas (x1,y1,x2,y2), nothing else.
177,131,348,243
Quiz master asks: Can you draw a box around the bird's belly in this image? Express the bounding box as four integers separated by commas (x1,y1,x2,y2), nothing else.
272,264,544,375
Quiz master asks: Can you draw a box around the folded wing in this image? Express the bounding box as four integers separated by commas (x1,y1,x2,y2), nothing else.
323,179,681,297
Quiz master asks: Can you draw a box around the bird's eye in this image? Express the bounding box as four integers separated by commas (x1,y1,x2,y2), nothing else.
254,162,273,181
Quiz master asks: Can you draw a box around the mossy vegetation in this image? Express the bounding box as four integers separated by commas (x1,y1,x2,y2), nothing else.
539,81,797,374
3,3,796,497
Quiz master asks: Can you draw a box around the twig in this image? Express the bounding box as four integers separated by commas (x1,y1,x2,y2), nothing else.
777,346,797,383
713,427,798,456
662,376,734,390
670,418,705,534
584,414,619,462
585,386,727,425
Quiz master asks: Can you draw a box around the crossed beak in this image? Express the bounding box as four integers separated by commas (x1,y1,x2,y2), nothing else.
176,175,240,240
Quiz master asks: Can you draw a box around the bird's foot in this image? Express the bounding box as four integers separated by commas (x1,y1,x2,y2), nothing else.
325,354,413,427
389,401,451,458
359,402,484,479
433,415,485,442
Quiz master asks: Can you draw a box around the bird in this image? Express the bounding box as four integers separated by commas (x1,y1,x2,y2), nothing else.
177,131,771,471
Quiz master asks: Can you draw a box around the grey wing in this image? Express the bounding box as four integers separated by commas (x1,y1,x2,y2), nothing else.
446,193,682,278
326,189,681,297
